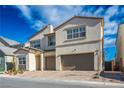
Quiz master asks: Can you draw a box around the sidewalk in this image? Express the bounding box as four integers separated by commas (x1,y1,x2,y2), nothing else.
0,74,124,87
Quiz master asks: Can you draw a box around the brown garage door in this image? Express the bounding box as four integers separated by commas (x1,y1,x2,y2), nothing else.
61,53,94,71
45,56,56,70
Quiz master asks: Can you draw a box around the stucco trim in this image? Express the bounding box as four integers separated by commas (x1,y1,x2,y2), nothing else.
44,32,55,36
58,52,94,56
56,39,102,48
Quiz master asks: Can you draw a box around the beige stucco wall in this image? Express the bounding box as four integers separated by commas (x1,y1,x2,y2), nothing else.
28,25,55,51
5,56,14,63
44,51,56,57
24,42,30,47
28,53,36,71
15,50,37,71
117,24,124,67
55,17,103,71
56,18,103,46
56,42,103,70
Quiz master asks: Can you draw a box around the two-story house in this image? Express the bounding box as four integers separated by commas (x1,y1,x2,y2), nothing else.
14,16,104,71
116,23,124,72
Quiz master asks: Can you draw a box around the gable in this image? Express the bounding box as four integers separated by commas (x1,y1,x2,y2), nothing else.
29,25,52,41
14,49,29,54
55,16,102,31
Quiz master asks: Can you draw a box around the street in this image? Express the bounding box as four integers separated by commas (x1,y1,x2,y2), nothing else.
0,76,124,88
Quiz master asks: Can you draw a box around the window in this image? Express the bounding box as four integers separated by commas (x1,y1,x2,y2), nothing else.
48,35,55,46
67,26,86,39
19,56,26,65
30,40,41,49
0,57,4,65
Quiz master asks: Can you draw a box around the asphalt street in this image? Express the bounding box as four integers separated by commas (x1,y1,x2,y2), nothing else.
0,76,124,88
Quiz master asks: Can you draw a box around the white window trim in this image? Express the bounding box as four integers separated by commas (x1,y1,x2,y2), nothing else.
18,56,26,65
67,25,86,40
30,39,41,49
0,57,4,65
48,35,55,47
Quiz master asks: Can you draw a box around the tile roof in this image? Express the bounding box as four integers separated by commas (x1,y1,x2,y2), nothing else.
0,36,20,46
0,46,17,55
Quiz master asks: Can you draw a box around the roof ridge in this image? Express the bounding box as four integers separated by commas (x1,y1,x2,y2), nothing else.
0,36,20,46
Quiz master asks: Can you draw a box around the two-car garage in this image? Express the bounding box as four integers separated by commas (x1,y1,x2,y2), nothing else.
61,53,94,71
44,52,95,71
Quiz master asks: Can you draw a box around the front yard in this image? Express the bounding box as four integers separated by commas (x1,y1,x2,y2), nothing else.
11,71,124,83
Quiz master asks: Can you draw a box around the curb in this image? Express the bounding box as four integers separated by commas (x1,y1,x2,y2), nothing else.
0,75,124,87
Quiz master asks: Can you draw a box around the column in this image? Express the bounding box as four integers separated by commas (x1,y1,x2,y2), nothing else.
56,55,62,71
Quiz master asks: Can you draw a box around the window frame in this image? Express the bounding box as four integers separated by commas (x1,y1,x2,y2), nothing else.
67,25,86,40
18,56,26,65
48,35,55,47
0,57,4,65
30,39,41,49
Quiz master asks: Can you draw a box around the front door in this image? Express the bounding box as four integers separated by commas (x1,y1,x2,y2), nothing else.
36,55,41,70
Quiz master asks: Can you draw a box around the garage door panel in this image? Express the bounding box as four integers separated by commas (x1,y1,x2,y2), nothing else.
61,53,94,70
45,56,56,70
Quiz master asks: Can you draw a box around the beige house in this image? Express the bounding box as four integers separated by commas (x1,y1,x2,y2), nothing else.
116,23,124,72
55,16,104,71
15,16,104,71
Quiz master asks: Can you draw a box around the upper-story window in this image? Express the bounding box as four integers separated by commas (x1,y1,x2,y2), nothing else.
67,26,86,39
48,35,55,46
30,40,41,49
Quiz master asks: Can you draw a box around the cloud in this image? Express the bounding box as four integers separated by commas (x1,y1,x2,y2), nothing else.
13,5,45,30
104,21,118,35
31,20,45,30
104,37,116,48
15,5,32,20
93,7,104,16
30,5,82,26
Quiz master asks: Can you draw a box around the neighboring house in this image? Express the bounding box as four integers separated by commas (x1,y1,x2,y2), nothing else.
0,36,20,72
14,47,42,71
0,36,19,46
116,23,124,72
15,16,104,71
15,25,56,71
0,46,17,72
105,60,115,71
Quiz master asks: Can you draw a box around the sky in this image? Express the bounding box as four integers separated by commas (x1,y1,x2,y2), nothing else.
0,5,124,61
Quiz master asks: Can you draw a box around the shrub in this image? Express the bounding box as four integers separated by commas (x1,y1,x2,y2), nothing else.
93,73,100,79
13,70,18,75
18,69,24,74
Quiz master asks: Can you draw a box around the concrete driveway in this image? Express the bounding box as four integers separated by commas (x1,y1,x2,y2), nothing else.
15,71,124,83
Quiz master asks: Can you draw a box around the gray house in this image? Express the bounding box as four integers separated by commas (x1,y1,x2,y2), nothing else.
0,36,19,72
0,46,17,72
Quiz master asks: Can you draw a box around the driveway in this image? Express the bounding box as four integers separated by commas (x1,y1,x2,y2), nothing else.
16,71,124,83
